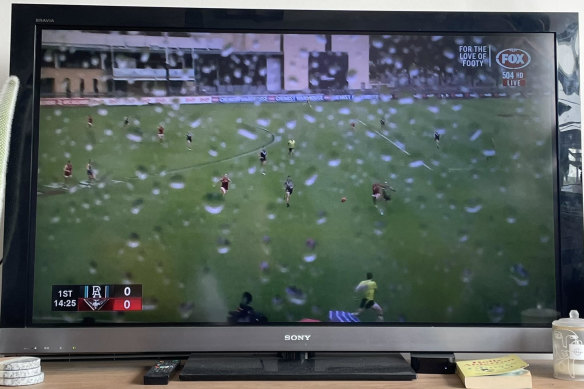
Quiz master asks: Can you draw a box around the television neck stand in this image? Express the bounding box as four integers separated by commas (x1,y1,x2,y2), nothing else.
179,351,417,380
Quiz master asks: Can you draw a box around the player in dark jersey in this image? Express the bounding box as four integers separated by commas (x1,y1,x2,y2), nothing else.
219,174,231,196
186,131,193,150
434,130,440,149
259,149,267,175
284,176,294,207
123,116,129,127
380,118,385,127
227,292,267,324
87,115,94,128
86,160,95,182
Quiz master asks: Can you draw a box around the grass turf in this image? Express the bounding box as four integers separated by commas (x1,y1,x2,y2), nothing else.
33,95,556,324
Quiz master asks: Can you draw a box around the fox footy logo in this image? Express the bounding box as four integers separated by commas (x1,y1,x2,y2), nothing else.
496,48,531,69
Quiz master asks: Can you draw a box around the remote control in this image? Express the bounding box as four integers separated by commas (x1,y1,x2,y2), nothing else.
144,360,180,385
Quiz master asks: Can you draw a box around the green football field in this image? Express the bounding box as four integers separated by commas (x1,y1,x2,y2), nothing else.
33,95,557,324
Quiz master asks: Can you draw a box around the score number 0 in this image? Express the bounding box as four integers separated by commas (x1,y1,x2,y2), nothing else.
122,286,132,310
113,285,143,312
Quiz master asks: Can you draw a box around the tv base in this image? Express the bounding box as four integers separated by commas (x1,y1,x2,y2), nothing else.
179,352,417,380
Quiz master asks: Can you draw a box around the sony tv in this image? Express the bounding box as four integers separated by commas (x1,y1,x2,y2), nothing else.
1,3,582,377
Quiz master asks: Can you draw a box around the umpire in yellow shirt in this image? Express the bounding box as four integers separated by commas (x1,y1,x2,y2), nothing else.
353,272,384,322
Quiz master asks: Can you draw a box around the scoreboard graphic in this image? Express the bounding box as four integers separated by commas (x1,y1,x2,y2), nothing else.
52,284,142,312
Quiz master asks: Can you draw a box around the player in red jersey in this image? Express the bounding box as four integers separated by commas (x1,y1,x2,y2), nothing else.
157,125,165,142
372,182,395,205
219,174,231,196
63,160,73,185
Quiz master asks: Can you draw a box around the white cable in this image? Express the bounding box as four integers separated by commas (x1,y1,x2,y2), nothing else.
0,76,20,221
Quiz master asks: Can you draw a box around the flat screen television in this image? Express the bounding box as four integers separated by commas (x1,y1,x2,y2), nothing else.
1,3,583,378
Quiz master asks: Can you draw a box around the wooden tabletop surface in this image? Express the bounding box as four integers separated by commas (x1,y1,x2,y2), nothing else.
30,356,577,388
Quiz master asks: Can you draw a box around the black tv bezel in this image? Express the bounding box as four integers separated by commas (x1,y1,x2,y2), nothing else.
1,4,582,355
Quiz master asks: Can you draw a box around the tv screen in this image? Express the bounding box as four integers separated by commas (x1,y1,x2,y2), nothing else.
35,30,558,325
1,5,582,358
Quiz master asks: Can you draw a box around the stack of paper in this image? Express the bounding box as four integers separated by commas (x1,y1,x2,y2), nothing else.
0,357,44,387
455,354,532,389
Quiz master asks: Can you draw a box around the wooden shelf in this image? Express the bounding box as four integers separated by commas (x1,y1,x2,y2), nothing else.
32,356,574,388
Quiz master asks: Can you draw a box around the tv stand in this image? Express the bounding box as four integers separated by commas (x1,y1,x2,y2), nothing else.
179,352,417,380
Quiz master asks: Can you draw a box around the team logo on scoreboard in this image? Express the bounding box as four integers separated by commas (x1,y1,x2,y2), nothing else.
82,285,110,310
495,48,531,69
83,298,110,311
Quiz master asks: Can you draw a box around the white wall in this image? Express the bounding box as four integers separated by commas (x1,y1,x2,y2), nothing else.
1,0,583,82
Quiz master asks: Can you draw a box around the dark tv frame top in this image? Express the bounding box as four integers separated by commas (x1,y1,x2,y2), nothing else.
1,4,582,356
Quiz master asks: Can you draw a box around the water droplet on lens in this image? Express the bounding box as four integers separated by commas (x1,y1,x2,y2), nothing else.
256,118,270,127
169,175,185,189
304,114,316,123
237,128,257,140
136,166,148,180
464,202,482,213
131,199,144,215
461,268,473,283
142,298,158,311
126,131,143,143
488,305,505,323
205,204,224,214
89,261,97,275
179,302,194,319
305,174,318,186
127,233,140,248
303,254,317,263
272,295,284,309
286,286,306,305
510,264,530,286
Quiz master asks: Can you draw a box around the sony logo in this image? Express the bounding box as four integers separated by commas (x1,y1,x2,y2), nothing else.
36,18,55,23
284,335,311,341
